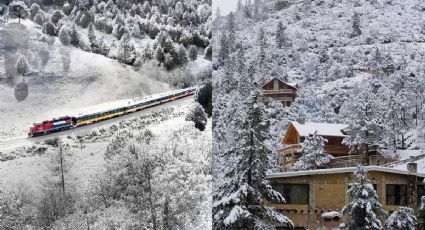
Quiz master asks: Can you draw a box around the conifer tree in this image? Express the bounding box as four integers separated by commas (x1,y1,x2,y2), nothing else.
384,207,416,230
118,33,136,65
237,0,243,11
341,82,385,162
275,21,286,49
58,26,71,46
342,166,386,230
16,55,29,76
213,89,293,229
351,12,361,38
88,22,96,44
227,12,236,51
292,132,333,170
176,44,188,65
8,1,29,23
218,32,230,66
257,28,267,68
188,45,198,61
418,196,425,223
70,25,80,47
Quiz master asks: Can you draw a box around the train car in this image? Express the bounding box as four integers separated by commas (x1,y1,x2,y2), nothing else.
75,106,127,127
125,87,196,113
28,116,74,137
28,87,197,137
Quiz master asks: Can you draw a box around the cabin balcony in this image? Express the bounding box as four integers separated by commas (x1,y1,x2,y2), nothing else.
263,96,294,103
277,144,396,171
263,89,295,95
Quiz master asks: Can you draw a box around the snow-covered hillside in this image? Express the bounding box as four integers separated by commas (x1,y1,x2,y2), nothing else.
0,98,212,229
0,25,172,138
213,0,425,228
214,0,425,165
0,0,213,138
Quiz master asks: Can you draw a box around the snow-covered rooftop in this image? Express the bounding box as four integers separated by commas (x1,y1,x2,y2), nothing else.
290,121,348,137
262,77,298,89
321,211,342,219
267,166,425,178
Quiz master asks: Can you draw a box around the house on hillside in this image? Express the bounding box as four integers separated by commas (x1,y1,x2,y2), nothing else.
267,165,425,229
262,77,298,107
278,119,395,171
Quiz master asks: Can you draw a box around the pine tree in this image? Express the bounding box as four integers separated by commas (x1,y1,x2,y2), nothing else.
218,32,230,66
257,28,267,68
70,25,80,47
8,1,29,23
188,45,198,61
384,207,416,230
350,12,361,38
341,82,385,162
155,46,165,64
227,12,236,51
88,22,96,44
185,102,207,131
176,44,188,65
58,26,71,46
235,43,246,77
418,196,425,223
237,0,243,11
16,55,29,76
342,166,386,230
275,21,286,49
213,89,293,229
118,33,136,65
292,132,333,170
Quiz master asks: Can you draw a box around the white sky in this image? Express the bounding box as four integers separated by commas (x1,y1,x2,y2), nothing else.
213,0,238,16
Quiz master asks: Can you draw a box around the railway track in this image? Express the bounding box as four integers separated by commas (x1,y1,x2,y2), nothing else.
0,93,194,150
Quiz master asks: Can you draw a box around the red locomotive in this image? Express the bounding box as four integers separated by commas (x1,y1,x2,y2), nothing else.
28,116,74,137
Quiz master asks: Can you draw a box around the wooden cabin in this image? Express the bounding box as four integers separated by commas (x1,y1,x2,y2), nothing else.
279,120,350,170
267,165,425,229
278,120,395,170
262,77,298,107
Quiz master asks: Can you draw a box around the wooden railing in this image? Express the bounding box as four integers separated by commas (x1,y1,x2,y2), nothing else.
278,144,302,169
263,89,295,94
278,144,397,170
264,96,294,102
324,145,350,155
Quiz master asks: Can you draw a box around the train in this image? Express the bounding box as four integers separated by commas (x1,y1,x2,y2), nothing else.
28,87,197,137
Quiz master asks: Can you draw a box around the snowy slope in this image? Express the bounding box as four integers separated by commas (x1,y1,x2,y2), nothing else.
0,98,206,193
0,20,172,139
213,0,425,175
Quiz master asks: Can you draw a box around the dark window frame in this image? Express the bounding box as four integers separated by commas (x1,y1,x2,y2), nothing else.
418,184,425,205
272,183,309,205
386,184,407,206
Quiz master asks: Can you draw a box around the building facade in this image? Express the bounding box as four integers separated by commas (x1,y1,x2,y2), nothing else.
267,166,425,229
262,77,298,107
278,120,395,170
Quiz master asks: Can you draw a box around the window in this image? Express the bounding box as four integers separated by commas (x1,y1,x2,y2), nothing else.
418,185,425,205
386,184,407,205
272,184,309,205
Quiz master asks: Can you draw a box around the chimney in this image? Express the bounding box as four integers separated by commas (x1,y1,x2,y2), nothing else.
297,117,305,125
407,160,417,173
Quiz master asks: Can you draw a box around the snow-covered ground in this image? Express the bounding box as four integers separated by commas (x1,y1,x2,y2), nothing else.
0,20,173,139
0,97,207,194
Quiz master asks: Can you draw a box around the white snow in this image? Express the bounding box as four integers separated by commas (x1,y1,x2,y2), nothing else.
267,166,425,178
290,121,348,137
321,211,342,219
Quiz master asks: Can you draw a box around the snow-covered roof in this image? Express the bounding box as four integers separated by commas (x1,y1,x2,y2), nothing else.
267,166,425,178
287,82,298,88
290,121,348,137
262,77,298,89
321,211,342,219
